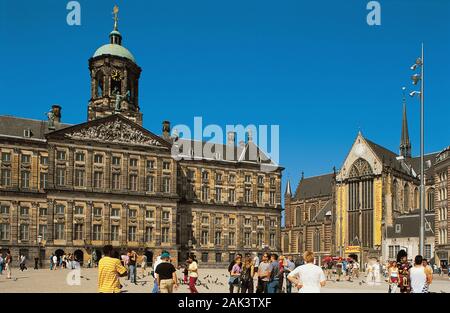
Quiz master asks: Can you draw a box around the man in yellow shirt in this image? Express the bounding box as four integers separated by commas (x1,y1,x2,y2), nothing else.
98,245,128,293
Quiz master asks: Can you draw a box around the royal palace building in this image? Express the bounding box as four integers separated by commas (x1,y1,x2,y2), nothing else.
283,97,444,267
0,9,283,267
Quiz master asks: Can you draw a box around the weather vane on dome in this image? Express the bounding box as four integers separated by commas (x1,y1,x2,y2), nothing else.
113,5,119,31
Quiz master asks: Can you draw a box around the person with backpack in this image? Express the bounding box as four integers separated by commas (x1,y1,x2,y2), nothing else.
229,256,242,293
266,253,281,293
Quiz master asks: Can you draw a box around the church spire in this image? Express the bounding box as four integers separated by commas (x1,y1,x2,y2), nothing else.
110,5,122,45
285,179,292,197
400,87,411,158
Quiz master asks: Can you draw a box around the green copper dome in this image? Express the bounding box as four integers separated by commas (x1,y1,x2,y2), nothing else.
93,43,136,63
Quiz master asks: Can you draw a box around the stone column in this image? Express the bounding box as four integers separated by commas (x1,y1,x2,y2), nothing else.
120,203,129,246
48,145,55,189
11,201,18,245
47,200,55,243
105,152,112,192
66,200,74,246
104,202,111,244
86,149,93,189
68,147,74,186
86,201,93,244
139,204,145,246
31,202,39,245
155,205,162,246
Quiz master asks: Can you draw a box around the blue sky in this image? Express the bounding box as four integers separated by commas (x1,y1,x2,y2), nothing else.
0,0,449,196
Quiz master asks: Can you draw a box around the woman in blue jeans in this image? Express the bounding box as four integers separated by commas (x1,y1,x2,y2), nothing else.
267,254,280,293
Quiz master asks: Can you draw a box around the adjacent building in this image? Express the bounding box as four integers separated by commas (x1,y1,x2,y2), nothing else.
434,146,449,268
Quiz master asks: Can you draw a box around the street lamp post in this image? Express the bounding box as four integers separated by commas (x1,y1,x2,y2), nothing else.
409,43,425,256
37,235,42,269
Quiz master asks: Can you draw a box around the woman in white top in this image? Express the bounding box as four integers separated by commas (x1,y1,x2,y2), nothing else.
410,255,431,293
287,251,326,293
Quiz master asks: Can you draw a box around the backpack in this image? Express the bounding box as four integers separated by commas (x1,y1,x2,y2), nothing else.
270,262,280,281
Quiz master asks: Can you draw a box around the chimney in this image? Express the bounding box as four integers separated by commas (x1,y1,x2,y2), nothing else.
162,120,171,139
52,105,61,123
227,132,236,145
246,129,253,143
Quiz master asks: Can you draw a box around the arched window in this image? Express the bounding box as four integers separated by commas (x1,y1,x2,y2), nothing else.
392,179,398,212
313,229,321,252
283,234,290,253
96,71,105,98
295,207,302,227
304,208,309,223
309,205,316,222
297,232,303,253
413,187,419,209
403,184,410,212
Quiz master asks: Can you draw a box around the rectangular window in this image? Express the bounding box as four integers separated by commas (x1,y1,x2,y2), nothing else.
202,216,209,224
0,205,9,214
270,233,275,247
216,173,222,182
161,227,170,243
75,152,85,162
38,224,47,240
40,172,48,189
128,209,137,218
93,172,103,188
270,191,275,205
74,224,83,240
215,187,222,202
215,253,222,263
244,232,251,246
228,218,235,226
228,232,235,245
21,154,31,164
162,177,170,193
202,186,209,201
19,224,29,241
258,219,264,226
56,168,66,186
215,217,222,225
55,204,65,215
257,233,264,247
202,170,209,180
244,218,251,226
245,189,251,203
229,174,235,184
74,169,85,187
129,158,138,167
112,173,120,190
270,219,276,228
128,226,137,242
257,190,264,203
245,175,251,183
111,208,120,218
74,206,84,215
54,224,64,240
21,171,30,188
201,230,209,245
146,160,155,169
425,244,432,259
39,207,47,216
145,210,154,219
40,155,49,165
129,174,138,191
146,176,154,192
258,176,264,185
20,206,29,216
1,169,11,186
57,151,66,161
1,152,11,162
93,207,102,217
111,225,119,241
163,162,170,170
201,252,208,263
162,211,170,220
215,231,222,245
94,154,103,164
270,177,276,186
145,227,153,242
112,156,121,166
0,224,10,240
93,225,102,241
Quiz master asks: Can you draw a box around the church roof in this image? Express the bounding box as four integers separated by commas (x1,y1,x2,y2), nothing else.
0,115,72,141
293,173,334,200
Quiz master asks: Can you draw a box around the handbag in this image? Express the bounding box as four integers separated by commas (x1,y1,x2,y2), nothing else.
228,276,240,285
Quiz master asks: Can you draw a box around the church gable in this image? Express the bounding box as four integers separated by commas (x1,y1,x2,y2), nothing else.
46,114,170,149
337,133,383,180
